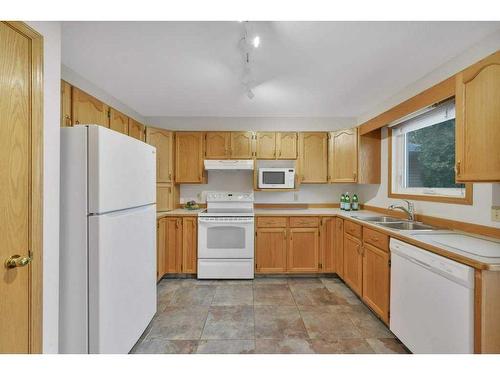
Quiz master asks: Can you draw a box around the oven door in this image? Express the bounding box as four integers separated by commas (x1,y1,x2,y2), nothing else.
198,217,254,259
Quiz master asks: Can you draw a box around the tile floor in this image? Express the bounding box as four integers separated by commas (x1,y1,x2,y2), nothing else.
130,276,409,354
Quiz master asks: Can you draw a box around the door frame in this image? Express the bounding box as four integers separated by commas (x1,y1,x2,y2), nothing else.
4,21,44,353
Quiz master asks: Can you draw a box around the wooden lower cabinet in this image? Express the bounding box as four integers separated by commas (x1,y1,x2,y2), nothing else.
288,228,319,272
362,242,390,323
343,233,363,296
157,216,197,279
334,218,344,277
320,217,336,272
255,227,287,273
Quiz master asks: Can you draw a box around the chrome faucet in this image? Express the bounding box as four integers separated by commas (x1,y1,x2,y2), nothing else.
388,200,415,221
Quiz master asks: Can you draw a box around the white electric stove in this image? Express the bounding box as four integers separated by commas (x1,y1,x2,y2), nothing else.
197,192,254,279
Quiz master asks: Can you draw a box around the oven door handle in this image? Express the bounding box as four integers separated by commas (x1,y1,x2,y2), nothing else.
198,218,254,224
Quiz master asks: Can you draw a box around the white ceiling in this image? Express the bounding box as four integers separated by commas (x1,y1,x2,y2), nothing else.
62,21,500,118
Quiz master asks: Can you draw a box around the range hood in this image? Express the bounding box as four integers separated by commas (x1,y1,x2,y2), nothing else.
204,160,254,170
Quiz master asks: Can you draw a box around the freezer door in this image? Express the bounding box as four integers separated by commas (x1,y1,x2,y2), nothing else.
88,125,156,214
88,204,156,354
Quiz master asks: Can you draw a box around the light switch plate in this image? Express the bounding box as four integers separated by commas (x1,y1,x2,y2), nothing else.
492,206,500,222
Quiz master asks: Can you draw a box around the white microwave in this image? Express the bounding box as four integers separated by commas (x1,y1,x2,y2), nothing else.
258,168,295,189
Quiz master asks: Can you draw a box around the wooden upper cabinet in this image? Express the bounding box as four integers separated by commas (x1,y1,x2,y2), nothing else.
230,131,254,159
299,132,328,183
256,132,276,159
157,183,175,211
175,132,205,183
128,118,145,141
71,87,109,127
109,108,129,135
362,242,390,324
182,217,197,274
61,80,72,127
206,132,230,159
255,227,288,273
456,51,500,182
146,127,174,183
329,128,358,183
343,233,363,296
288,227,319,272
277,132,298,159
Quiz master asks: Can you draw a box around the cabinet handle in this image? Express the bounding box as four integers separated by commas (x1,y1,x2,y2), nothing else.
278,150,281,157
75,120,80,125
168,173,172,181
455,161,461,176
353,171,357,180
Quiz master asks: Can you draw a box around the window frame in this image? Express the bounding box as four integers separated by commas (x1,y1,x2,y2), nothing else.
388,114,473,205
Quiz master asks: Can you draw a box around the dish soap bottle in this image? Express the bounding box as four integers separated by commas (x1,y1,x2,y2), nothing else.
352,194,359,211
345,192,351,211
340,193,345,210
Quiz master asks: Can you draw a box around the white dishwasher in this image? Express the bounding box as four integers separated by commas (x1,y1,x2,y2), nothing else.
390,238,474,354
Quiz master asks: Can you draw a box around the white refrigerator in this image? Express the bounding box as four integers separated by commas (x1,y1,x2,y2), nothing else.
59,125,157,354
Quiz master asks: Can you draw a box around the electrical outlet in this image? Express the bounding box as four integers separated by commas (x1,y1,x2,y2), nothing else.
294,193,299,202
492,206,500,222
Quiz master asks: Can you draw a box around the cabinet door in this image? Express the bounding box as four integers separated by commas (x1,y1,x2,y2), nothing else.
205,132,230,159
343,233,363,296
456,51,500,182
256,132,276,159
128,118,145,141
230,131,254,159
330,128,358,183
146,127,174,183
165,217,182,273
109,108,129,135
288,228,319,272
182,217,197,274
61,80,72,127
72,87,109,127
175,132,205,183
157,218,167,280
277,132,298,159
362,242,390,323
320,217,336,273
334,218,344,277
157,183,175,211
255,228,287,273
299,132,328,183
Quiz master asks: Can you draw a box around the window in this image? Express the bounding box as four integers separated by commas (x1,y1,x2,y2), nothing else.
389,99,472,204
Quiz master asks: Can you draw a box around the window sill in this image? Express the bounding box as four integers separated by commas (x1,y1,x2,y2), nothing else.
388,187,473,205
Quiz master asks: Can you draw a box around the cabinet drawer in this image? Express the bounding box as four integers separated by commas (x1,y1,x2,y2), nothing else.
344,220,362,239
257,216,288,228
363,227,389,252
289,216,319,228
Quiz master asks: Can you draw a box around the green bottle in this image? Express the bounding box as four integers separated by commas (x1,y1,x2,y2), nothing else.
345,192,351,211
352,194,359,211
340,194,345,210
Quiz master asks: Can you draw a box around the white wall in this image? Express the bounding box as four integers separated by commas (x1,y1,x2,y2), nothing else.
26,21,61,354
61,64,147,124
355,31,500,228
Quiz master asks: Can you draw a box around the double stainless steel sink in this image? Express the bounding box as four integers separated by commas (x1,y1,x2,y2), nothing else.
352,216,437,231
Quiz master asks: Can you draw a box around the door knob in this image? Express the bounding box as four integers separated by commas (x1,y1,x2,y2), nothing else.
5,253,32,269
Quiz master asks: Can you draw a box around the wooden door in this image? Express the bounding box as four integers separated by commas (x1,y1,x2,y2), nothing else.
72,87,109,127
299,132,328,183
182,217,197,274
362,243,390,323
157,183,174,211
256,132,276,159
165,218,182,273
230,131,254,159
175,132,205,183
61,80,72,127
334,218,344,278
320,217,336,273
255,228,287,273
206,132,230,159
1,21,43,354
128,118,145,141
343,233,363,296
288,228,319,272
277,132,298,159
456,51,500,182
109,108,129,134
146,127,174,183
157,218,167,280
330,128,358,183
